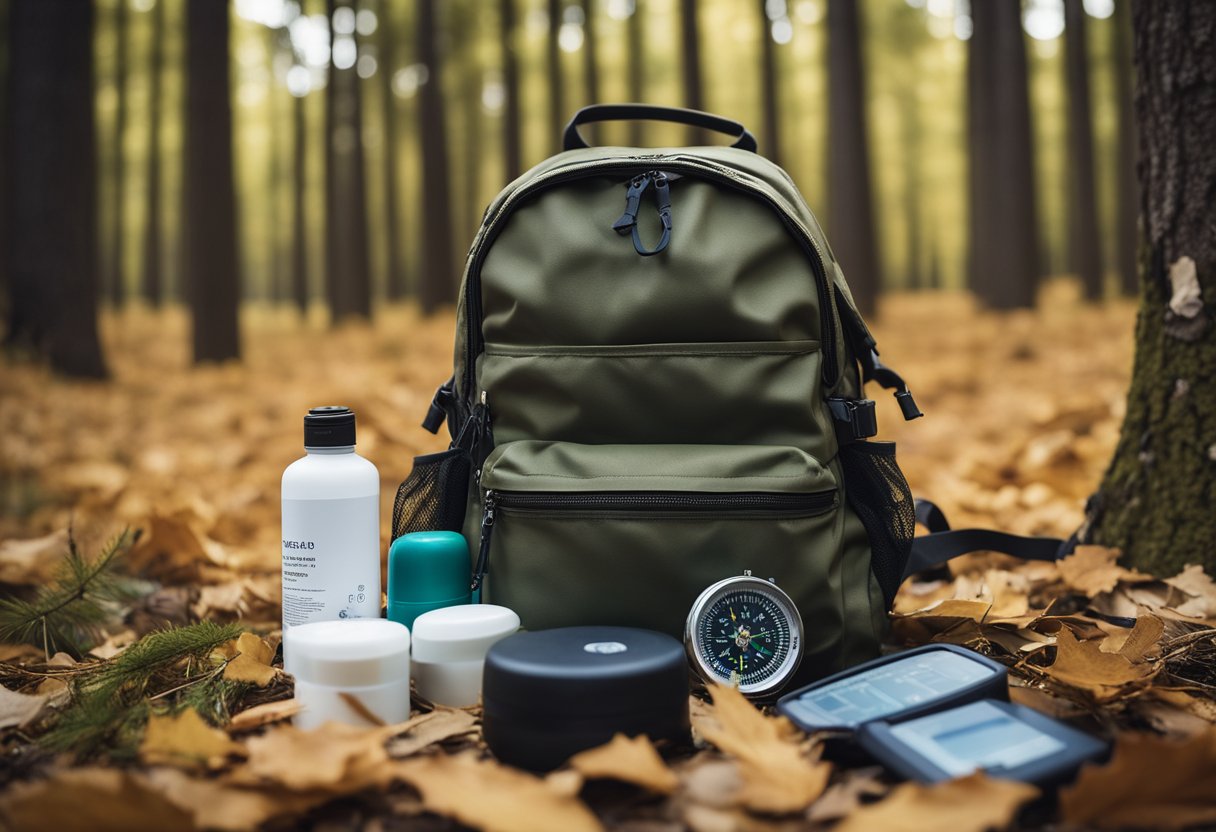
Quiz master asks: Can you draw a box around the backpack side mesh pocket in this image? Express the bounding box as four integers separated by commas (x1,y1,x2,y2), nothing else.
391,448,471,539
839,440,915,607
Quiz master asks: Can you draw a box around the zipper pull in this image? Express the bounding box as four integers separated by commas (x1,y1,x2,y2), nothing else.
624,170,672,257
612,173,652,234
471,491,496,592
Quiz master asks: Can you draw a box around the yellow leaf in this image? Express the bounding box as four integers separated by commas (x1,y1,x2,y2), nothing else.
217,632,278,687
697,685,831,814
833,773,1038,832
394,752,603,832
567,733,679,795
1060,728,1216,830
142,768,324,832
140,709,243,769
227,698,303,733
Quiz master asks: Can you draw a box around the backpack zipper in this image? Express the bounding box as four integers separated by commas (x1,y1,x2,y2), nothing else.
469,488,836,591
459,156,840,409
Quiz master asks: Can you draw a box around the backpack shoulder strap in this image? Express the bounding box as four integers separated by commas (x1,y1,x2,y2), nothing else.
903,499,1076,580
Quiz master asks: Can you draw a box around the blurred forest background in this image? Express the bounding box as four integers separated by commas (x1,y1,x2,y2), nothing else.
0,0,1137,375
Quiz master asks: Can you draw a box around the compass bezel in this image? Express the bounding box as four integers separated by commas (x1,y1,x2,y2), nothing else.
684,573,805,698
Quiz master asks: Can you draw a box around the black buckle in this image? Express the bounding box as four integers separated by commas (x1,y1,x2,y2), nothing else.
827,397,878,444
421,379,455,434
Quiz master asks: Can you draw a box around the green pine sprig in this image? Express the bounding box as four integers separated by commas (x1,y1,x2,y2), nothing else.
0,527,148,658
42,620,244,759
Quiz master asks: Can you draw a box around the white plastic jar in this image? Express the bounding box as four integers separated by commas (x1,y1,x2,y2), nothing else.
285,619,411,729
411,605,520,707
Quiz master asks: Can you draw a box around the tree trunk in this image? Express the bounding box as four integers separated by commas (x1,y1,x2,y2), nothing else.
901,92,922,290
459,1,482,238
758,0,780,164
678,0,704,143
626,0,645,145
4,0,107,378
967,0,1039,310
184,0,241,363
416,0,455,312
108,0,128,308
139,0,165,307
379,0,407,301
499,0,523,179
325,0,373,322
1087,1,1216,576
1063,0,1103,301
582,0,600,104
826,0,880,316
547,0,564,153
1113,0,1140,297
291,88,309,315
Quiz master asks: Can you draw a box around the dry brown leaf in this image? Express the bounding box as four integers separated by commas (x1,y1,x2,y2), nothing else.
141,768,323,832
832,772,1038,832
0,529,68,585
227,698,303,733
1042,625,1158,701
1102,613,1164,661
394,751,603,832
139,708,244,769
1057,546,1149,597
683,803,805,832
234,720,392,792
0,767,194,832
128,512,227,581
0,683,49,729
215,631,278,687
805,767,888,823
1060,728,1216,830
567,733,679,795
384,707,479,757
697,685,831,814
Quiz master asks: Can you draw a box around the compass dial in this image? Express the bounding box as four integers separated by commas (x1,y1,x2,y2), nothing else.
686,574,803,697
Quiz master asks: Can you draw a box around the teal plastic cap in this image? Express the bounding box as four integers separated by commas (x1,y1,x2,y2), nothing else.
387,531,471,630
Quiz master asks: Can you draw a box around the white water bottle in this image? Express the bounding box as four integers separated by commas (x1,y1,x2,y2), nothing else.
281,406,381,637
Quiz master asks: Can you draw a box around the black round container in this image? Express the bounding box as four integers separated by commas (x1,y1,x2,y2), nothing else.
482,626,690,771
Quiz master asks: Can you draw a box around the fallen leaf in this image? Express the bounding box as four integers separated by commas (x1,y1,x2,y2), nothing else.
227,698,303,733
1104,614,1164,661
696,685,831,814
385,707,479,758
1042,625,1158,702
567,733,679,795
1060,728,1216,830
234,720,392,792
679,755,744,810
140,708,244,769
215,632,277,686
1058,546,1148,597
0,767,194,832
128,512,227,581
0,684,49,729
832,772,1038,832
0,529,68,585
141,768,322,832
805,766,888,823
394,752,603,832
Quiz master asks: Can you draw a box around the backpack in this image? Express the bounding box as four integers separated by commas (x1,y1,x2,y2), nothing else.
396,105,1067,680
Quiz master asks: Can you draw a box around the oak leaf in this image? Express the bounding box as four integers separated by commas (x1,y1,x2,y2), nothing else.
1057,546,1147,597
832,772,1038,832
215,631,277,686
384,707,479,757
567,733,679,794
1042,625,1158,702
227,698,302,733
1060,728,1216,830
696,685,831,814
142,768,322,832
234,720,393,792
394,752,603,832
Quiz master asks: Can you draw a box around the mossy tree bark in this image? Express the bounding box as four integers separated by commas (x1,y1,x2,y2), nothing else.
1086,1,1216,575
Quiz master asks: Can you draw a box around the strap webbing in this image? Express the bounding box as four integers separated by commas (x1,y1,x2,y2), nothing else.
903,499,1073,580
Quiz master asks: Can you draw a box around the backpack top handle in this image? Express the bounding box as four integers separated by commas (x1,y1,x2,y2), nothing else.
562,104,759,153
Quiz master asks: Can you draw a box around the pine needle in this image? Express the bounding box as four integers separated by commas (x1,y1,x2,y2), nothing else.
0,528,148,658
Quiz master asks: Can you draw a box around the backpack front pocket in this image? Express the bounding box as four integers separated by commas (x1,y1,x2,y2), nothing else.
474,441,842,644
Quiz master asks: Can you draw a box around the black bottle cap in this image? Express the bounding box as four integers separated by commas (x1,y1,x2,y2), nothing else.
304,406,356,448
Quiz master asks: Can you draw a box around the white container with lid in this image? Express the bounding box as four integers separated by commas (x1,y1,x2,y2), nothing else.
284,619,411,729
411,605,520,707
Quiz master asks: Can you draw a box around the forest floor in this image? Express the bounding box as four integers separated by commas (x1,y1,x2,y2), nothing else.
1,285,1215,831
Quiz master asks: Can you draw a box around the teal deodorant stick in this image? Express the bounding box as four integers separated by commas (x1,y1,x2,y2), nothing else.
387,531,472,629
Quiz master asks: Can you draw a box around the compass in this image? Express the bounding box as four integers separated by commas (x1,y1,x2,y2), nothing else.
685,571,804,699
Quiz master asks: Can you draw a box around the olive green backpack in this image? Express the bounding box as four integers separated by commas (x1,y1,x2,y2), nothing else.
397,106,1056,679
